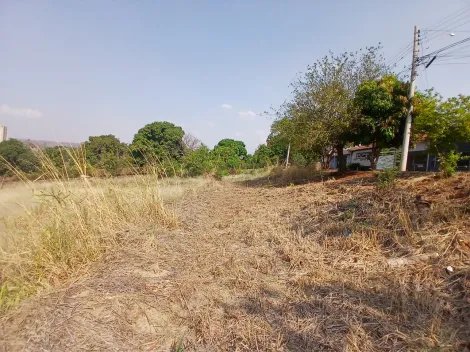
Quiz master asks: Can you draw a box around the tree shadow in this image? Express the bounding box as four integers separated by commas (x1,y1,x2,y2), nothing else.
233,276,470,351
236,171,376,189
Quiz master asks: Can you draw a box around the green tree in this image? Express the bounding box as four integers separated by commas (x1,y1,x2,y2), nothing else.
214,139,247,160
273,46,387,171
266,118,292,165
84,135,129,175
44,146,81,177
212,145,241,170
413,93,470,176
0,139,39,175
182,145,214,176
253,144,273,167
354,74,409,168
130,121,185,164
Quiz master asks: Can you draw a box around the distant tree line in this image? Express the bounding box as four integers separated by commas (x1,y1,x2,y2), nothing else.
0,121,289,179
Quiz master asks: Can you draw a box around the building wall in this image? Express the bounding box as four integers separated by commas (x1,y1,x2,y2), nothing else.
0,126,7,142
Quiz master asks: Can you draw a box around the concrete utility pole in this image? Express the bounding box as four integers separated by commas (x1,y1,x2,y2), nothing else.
285,143,291,168
400,26,420,171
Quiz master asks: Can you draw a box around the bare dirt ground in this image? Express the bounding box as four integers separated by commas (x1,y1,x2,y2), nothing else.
1,173,470,351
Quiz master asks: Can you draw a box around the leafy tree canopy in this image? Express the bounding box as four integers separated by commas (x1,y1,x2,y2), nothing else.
354,74,408,146
0,139,39,175
44,146,81,176
214,139,247,160
84,135,129,175
273,45,388,171
413,93,470,154
253,144,273,167
131,121,185,161
84,135,127,163
353,74,409,166
212,145,241,169
182,144,213,176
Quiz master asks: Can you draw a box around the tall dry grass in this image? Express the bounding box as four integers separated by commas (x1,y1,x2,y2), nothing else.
0,148,177,311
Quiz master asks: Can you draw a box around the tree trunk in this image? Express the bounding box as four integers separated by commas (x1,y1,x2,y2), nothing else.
321,150,332,169
336,144,346,173
371,141,377,170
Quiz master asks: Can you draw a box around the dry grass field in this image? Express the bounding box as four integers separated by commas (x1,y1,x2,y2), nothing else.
1,170,470,351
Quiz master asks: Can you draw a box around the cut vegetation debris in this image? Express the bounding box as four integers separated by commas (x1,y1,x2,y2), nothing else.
1,171,470,351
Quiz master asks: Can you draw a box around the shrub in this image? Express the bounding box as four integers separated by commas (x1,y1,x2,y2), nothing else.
214,168,229,180
182,145,214,176
375,168,399,190
439,150,461,177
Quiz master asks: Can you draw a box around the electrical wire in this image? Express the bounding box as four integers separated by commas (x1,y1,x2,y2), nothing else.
386,42,414,68
396,64,412,78
385,4,470,70
421,5,470,43
420,43,429,90
437,41,470,57
432,62,470,65
424,29,470,33
424,3,470,30
423,16,470,44
419,36,470,62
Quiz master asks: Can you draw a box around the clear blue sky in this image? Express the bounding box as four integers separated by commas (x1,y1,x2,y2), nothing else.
1,0,469,153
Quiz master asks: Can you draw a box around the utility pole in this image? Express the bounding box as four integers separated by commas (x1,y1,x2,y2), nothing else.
400,26,420,171
285,143,291,168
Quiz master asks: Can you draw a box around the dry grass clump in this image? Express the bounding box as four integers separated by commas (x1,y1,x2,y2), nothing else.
0,149,177,311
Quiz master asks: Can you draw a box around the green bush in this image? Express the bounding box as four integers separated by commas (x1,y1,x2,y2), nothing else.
290,152,308,167
439,150,461,177
375,168,399,190
182,145,214,176
213,168,229,180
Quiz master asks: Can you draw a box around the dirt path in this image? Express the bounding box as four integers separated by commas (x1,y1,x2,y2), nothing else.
0,181,298,351
1,177,469,351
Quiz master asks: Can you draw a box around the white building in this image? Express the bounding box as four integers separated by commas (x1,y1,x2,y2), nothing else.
0,125,7,142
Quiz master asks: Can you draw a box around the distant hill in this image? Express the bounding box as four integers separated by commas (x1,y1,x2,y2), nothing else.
17,139,82,149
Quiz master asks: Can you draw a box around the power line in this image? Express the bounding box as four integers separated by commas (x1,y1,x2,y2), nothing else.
423,29,470,33
386,42,414,68
433,62,470,65
437,41,470,57
424,3,470,30
387,5,470,71
422,16,470,44
419,36,470,63
421,44,429,90
422,5,470,43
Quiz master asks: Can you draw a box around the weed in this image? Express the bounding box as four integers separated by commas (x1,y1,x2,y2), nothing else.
375,167,399,190
439,150,463,177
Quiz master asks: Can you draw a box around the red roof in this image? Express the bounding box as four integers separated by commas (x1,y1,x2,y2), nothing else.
345,145,373,152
